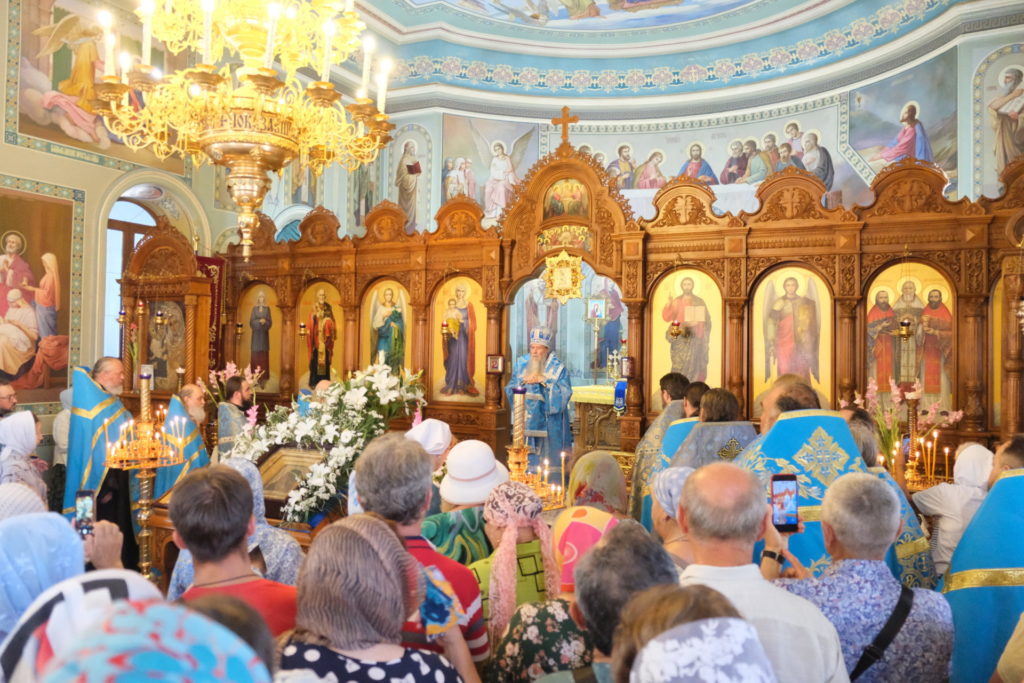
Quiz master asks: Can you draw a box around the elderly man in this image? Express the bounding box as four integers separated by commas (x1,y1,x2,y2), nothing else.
504,327,573,470
153,383,210,500
64,357,136,568
217,375,251,459
764,473,953,680
537,521,679,682
946,435,1024,681
678,462,847,681
354,433,488,671
630,372,688,527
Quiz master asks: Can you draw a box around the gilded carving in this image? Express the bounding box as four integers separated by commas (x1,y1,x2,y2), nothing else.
838,254,857,296
965,249,986,294
873,179,951,215
746,256,781,284
807,254,837,285
755,187,824,222
727,259,743,297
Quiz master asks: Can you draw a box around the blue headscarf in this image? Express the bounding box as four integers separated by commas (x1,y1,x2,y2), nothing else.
41,600,271,682
651,466,695,521
670,421,758,469
166,458,303,599
0,512,83,640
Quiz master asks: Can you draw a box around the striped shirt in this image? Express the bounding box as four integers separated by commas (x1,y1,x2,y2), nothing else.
403,535,489,662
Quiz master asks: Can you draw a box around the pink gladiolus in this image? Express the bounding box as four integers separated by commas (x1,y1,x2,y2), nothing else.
246,405,258,426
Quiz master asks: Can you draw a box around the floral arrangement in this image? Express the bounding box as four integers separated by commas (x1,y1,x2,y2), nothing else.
842,376,964,464
198,362,264,406
232,364,425,522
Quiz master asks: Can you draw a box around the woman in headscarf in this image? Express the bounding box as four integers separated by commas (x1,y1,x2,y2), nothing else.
566,451,628,516
649,467,696,573
613,585,775,683
422,439,508,564
470,481,559,642
40,600,272,682
489,506,619,682
279,514,460,682
167,457,303,600
0,512,83,642
0,411,46,502
912,442,995,575
0,568,161,681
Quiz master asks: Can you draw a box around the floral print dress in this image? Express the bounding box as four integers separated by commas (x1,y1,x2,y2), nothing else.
488,598,594,683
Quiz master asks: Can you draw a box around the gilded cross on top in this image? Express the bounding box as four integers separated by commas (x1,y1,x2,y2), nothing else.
551,106,580,146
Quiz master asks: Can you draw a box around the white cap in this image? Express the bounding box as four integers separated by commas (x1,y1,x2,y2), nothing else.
405,419,453,457
439,439,509,506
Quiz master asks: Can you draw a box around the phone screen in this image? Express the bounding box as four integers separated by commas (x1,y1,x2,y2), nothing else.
770,476,799,532
74,490,95,537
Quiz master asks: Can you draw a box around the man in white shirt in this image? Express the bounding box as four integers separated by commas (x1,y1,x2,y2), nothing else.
677,462,849,682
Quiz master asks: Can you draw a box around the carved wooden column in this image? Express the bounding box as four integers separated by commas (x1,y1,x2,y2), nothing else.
621,303,644,451
278,304,295,396
1003,266,1024,438
725,299,747,416
411,303,429,375
121,295,136,381
836,298,859,408
485,303,503,410
342,306,359,374
959,295,987,431
184,294,197,381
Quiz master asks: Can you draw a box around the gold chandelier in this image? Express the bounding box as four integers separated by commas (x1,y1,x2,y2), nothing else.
91,0,394,259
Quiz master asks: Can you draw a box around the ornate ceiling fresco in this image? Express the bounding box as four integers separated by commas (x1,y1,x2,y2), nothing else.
359,0,1015,106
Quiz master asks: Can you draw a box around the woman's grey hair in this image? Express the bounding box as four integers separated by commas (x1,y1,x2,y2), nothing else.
847,421,878,468
679,465,765,542
574,521,677,656
354,432,432,525
822,472,899,558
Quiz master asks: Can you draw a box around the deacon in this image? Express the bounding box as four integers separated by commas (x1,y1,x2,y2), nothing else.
64,357,137,569
505,327,573,471
217,375,252,459
153,383,209,500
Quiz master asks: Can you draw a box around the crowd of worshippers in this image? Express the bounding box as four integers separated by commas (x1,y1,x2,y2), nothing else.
3,365,1024,681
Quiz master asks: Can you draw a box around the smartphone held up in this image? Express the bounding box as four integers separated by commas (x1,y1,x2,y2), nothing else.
770,474,799,533
74,489,95,538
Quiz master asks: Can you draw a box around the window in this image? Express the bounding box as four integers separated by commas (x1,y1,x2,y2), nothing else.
102,200,158,357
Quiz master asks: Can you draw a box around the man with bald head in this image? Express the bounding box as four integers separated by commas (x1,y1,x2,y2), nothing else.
677,462,846,681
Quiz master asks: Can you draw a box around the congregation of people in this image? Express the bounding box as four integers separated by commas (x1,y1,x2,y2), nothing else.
3,358,1024,682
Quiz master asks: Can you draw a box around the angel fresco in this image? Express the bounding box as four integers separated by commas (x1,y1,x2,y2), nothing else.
21,13,111,148
466,121,536,225
763,275,820,385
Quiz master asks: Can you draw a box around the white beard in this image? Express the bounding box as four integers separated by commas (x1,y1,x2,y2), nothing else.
525,355,546,378
188,405,207,425
105,385,124,396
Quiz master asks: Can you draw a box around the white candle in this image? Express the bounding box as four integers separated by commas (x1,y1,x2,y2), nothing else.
345,0,355,12
355,87,367,101
360,35,375,94
99,11,115,76
119,52,133,84
201,0,215,64
321,20,335,82
375,57,392,113
139,0,154,66
264,3,280,70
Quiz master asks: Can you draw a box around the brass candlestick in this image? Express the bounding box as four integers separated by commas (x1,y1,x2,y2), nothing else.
106,367,184,582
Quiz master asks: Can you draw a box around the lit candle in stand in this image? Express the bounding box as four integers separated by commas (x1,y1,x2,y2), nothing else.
360,35,376,95
512,387,526,448
98,10,116,77
264,3,281,70
375,57,392,114
944,446,950,481
560,450,567,495
119,52,133,85
201,0,215,64
320,20,336,83
139,1,154,66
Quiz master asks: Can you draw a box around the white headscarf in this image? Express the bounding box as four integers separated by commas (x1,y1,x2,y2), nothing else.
0,482,45,521
954,443,994,492
0,412,37,461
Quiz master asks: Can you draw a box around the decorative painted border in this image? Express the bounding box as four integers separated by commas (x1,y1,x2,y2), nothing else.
538,95,843,155
972,42,1023,198
390,0,952,96
4,0,192,179
0,172,85,413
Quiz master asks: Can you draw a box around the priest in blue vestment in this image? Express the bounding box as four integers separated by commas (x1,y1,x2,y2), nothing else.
945,436,1024,682
504,327,573,473
64,358,136,567
153,386,209,501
